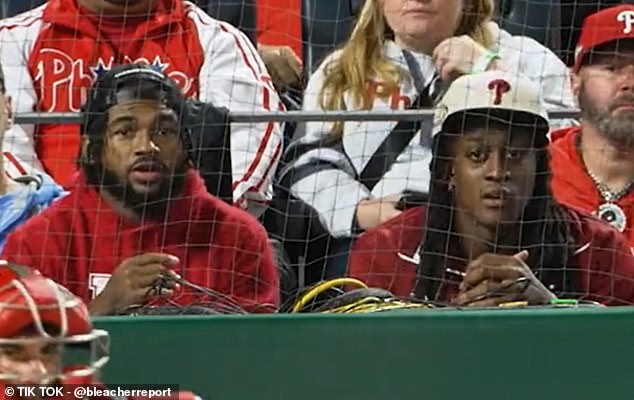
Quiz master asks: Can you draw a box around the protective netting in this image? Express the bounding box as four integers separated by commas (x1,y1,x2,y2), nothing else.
0,0,633,315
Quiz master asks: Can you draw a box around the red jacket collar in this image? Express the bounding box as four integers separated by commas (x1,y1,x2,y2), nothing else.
549,126,585,176
71,168,211,230
549,125,634,207
42,0,186,38
549,125,581,144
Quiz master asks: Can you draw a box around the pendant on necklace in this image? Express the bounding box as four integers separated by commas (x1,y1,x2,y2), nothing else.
596,202,627,232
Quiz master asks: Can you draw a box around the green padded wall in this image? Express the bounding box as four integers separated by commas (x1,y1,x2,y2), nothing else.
94,307,634,400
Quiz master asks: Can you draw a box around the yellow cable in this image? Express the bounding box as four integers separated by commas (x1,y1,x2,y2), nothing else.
323,296,382,313
323,298,434,314
291,278,368,313
291,278,436,314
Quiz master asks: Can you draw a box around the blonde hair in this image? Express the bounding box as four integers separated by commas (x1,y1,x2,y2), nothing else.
319,0,496,137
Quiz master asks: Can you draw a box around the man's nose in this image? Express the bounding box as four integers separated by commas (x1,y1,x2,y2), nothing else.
133,131,159,156
484,152,510,182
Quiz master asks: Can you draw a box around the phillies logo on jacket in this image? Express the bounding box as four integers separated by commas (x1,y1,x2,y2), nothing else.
33,50,195,113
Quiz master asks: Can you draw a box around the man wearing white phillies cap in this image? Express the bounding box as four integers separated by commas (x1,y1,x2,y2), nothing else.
347,70,634,306
551,5,634,246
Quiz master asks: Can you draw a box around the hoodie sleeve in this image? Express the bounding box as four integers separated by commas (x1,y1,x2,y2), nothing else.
569,209,634,306
215,211,280,312
2,228,38,272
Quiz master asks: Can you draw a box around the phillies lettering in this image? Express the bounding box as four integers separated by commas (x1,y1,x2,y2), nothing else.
34,49,94,113
34,50,195,112
367,81,411,109
618,10,634,34
487,79,511,105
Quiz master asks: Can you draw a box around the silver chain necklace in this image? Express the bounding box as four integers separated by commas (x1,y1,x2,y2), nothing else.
577,136,631,232
586,170,634,202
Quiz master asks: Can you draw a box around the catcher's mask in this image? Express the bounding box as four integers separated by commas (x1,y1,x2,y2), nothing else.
79,63,191,167
0,263,109,385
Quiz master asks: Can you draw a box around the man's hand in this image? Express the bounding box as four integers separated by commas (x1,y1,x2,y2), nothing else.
453,251,556,307
258,44,302,90
88,253,181,316
355,194,403,231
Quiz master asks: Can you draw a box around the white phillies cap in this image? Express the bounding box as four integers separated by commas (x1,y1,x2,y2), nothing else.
432,71,549,139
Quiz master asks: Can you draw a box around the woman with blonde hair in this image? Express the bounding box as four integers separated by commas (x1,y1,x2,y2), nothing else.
281,0,574,278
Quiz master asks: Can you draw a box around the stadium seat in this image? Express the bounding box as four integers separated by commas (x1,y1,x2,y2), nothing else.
183,99,233,204
301,0,355,78
0,0,45,18
194,0,257,45
559,0,634,66
497,0,563,57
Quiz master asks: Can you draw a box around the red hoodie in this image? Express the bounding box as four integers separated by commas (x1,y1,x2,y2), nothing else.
348,205,634,305
0,169,279,313
550,127,634,247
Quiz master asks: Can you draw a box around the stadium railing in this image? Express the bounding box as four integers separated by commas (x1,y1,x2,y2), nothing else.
15,108,581,125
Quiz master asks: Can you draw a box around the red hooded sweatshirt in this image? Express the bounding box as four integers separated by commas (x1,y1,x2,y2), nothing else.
348,205,634,305
0,169,279,313
549,126,634,248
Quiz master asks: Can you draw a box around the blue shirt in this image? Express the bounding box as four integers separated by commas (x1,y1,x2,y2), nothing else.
0,173,65,251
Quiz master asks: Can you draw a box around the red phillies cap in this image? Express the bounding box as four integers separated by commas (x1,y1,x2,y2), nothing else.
573,4,634,72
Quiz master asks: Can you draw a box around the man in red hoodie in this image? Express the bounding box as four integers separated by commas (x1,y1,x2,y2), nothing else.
0,64,279,315
550,5,634,247
0,264,200,399
0,0,283,217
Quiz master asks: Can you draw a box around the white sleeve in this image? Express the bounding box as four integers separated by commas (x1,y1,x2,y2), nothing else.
0,24,42,173
292,162,371,238
196,17,283,217
498,35,577,129
289,58,371,238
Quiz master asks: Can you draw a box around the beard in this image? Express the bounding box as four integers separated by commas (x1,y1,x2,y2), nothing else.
84,159,188,220
579,83,634,149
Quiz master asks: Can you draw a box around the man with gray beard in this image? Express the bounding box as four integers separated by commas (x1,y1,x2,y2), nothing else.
550,4,634,248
